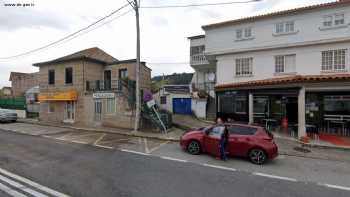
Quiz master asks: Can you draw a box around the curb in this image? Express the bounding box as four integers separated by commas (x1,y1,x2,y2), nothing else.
274,134,350,151
17,119,181,142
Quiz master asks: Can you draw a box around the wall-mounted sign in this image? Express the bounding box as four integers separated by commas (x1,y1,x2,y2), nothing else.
93,93,115,99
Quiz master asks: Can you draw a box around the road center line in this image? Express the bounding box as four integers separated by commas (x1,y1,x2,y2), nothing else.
120,149,150,156
253,172,297,182
160,156,188,163
0,167,70,197
201,163,237,171
0,182,28,197
319,183,350,191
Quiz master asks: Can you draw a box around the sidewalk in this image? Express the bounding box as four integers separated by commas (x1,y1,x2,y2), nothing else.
18,118,350,162
18,118,185,142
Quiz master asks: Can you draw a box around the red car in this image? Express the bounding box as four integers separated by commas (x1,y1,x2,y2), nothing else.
180,123,278,165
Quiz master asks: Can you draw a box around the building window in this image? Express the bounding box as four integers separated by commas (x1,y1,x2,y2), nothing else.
275,54,296,73
48,102,55,113
236,27,253,40
323,16,333,27
322,49,347,71
48,70,55,85
235,58,253,76
160,96,167,104
236,29,242,39
65,67,73,84
119,69,128,79
275,21,295,34
275,23,284,34
244,28,252,38
323,14,345,27
106,98,116,114
285,21,295,32
335,14,345,26
190,45,205,56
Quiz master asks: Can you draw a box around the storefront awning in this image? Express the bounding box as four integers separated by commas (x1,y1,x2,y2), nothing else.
38,90,78,101
215,74,350,91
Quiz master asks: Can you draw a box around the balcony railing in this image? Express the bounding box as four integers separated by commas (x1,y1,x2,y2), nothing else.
192,82,215,92
190,53,209,65
86,80,122,92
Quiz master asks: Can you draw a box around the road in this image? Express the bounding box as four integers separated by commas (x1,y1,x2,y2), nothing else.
0,124,349,196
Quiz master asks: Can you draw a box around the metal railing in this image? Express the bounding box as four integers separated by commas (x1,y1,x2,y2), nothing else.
190,53,209,65
85,80,122,92
192,82,215,92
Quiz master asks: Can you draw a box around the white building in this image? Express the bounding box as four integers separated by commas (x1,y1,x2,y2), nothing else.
189,35,217,120
198,0,350,138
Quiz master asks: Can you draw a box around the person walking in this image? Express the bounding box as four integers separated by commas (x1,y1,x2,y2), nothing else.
219,126,229,161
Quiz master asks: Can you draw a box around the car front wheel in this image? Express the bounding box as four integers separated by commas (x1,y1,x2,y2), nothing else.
249,148,267,165
187,140,201,155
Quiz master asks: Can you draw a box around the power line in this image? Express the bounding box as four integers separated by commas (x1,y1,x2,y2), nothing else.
0,3,130,60
140,0,262,8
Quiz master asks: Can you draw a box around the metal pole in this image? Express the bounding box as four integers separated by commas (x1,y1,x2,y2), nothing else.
134,0,141,131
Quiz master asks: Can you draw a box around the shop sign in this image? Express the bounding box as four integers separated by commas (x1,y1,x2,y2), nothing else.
93,93,115,99
147,99,156,108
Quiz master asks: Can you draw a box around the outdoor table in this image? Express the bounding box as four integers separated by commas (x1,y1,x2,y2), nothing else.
263,118,277,131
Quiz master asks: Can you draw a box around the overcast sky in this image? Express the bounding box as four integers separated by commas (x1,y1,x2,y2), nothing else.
0,0,333,87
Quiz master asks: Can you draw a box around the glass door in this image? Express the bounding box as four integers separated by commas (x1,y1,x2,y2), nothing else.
94,99,102,121
65,101,75,122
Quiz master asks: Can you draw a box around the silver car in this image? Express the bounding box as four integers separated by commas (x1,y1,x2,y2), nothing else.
0,108,18,123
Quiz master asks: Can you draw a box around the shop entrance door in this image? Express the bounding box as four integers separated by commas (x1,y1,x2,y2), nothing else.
286,97,298,124
64,101,75,123
94,99,102,121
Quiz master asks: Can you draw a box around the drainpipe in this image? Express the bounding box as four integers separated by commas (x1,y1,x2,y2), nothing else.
249,92,254,124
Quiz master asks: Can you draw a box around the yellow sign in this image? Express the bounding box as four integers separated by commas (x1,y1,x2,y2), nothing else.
38,90,78,101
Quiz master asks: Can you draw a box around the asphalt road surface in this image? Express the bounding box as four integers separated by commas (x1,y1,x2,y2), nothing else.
0,128,349,197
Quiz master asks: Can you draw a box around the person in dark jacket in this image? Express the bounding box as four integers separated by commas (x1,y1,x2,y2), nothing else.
219,127,229,161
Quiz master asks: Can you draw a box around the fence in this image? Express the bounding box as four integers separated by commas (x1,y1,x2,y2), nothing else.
0,97,26,110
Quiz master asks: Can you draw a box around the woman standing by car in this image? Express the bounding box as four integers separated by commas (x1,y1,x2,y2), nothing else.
219,127,229,161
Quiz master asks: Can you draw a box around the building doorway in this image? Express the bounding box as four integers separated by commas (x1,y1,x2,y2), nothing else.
64,101,75,123
285,97,298,124
94,99,102,121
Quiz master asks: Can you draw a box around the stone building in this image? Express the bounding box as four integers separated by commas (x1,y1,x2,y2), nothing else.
34,47,151,129
9,72,39,97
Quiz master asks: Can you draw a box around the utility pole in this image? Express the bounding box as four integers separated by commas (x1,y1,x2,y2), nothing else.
128,0,141,131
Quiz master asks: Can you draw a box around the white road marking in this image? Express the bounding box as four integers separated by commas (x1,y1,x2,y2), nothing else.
160,156,188,163
56,133,73,140
253,172,297,182
148,141,170,154
201,164,237,172
93,134,106,145
144,138,150,153
120,149,150,156
0,167,70,197
98,138,131,144
94,144,114,149
67,133,101,139
319,183,350,191
0,182,28,197
71,140,89,144
0,174,48,197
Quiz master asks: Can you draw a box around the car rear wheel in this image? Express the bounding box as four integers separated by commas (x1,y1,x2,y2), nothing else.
249,148,267,165
187,140,201,155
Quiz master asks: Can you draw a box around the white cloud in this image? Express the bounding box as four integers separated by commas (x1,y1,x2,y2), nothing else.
0,0,332,87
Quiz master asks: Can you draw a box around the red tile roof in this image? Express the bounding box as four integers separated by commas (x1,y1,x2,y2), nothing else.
202,0,350,29
215,74,350,91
